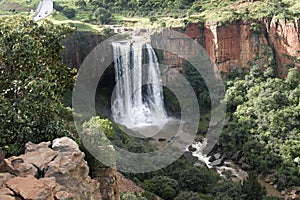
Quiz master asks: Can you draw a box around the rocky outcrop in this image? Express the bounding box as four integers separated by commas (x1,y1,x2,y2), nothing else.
163,18,300,77
0,137,104,200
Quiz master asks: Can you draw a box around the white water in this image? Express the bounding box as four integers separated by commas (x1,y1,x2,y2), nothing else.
190,140,248,182
111,42,167,129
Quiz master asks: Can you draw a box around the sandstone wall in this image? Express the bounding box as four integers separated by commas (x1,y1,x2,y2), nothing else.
165,18,300,77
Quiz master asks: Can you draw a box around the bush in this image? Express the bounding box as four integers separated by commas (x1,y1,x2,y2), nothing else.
94,7,112,24
179,167,219,193
53,2,63,11
143,176,178,200
0,17,73,156
62,7,76,19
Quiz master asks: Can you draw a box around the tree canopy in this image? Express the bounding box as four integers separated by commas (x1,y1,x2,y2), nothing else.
0,16,74,155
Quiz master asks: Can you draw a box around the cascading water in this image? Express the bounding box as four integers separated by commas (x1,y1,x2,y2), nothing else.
111,41,167,128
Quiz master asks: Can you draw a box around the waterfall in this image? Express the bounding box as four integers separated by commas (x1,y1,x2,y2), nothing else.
111,41,167,128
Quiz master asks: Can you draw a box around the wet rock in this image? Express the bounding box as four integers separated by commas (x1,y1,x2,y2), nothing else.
208,155,216,162
214,153,221,160
209,156,225,167
181,151,198,162
232,150,242,162
194,136,204,143
188,145,197,152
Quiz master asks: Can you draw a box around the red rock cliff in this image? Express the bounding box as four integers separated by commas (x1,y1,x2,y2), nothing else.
165,18,300,77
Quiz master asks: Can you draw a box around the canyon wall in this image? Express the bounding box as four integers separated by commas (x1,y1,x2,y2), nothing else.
62,18,300,77
167,18,300,77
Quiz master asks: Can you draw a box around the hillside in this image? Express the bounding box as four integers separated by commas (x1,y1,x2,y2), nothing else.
1,0,300,33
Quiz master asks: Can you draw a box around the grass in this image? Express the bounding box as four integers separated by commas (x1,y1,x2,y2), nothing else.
49,11,103,33
1,0,300,33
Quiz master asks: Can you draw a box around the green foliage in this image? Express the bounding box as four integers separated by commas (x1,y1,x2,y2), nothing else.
120,192,148,200
223,64,300,187
250,22,263,35
174,191,200,200
183,61,211,113
143,176,178,200
178,167,220,193
0,16,74,155
75,0,87,9
53,2,64,11
94,7,112,24
62,7,76,19
241,173,266,200
149,16,157,24
262,196,282,200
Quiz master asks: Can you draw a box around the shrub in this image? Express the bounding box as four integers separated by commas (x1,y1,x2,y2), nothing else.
62,7,76,19
0,17,73,155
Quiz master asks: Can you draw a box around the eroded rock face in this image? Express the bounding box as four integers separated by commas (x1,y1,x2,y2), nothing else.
161,18,300,78
0,137,103,200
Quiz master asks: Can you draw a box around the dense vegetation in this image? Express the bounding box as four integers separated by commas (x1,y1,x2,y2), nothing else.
0,16,75,155
222,62,300,189
1,0,300,32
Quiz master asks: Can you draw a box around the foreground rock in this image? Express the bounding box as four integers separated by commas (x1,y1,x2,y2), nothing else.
0,137,104,200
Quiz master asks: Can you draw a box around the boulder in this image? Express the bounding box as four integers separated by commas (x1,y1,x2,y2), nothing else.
0,137,108,200
25,141,51,153
208,155,216,162
6,176,55,200
188,145,197,152
181,151,198,162
214,153,221,160
158,138,166,142
3,157,38,177
209,156,225,167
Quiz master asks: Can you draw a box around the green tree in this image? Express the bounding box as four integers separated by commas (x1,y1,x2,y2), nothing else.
75,0,87,9
241,173,266,200
174,191,200,200
179,167,219,193
62,7,76,19
94,7,112,24
0,17,74,155
143,176,178,200
121,192,147,200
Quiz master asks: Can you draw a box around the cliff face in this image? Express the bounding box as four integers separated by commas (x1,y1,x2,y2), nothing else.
166,18,300,77
62,18,300,77
62,32,104,69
